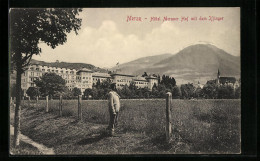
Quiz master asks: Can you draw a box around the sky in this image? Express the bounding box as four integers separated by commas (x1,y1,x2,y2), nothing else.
32,8,240,68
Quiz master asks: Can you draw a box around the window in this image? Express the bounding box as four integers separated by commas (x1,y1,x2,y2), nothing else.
66,71,68,74
47,69,50,72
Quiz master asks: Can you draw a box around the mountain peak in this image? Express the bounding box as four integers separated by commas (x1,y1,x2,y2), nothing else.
111,44,240,84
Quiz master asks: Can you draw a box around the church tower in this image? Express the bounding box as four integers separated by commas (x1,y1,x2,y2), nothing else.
217,69,220,85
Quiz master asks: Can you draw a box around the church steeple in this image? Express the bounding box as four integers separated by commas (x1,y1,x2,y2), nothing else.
217,69,220,85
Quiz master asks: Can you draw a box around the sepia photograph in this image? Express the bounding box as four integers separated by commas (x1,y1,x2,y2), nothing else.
9,7,241,155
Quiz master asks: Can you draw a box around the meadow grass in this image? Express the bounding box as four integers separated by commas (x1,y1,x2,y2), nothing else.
15,99,240,154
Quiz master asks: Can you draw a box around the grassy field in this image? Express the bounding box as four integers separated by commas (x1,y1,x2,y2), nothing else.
10,99,241,154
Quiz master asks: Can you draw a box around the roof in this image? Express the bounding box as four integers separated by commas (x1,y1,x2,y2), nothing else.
77,68,92,73
133,77,147,82
92,72,111,78
110,73,135,77
219,77,236,84
146,76,158,79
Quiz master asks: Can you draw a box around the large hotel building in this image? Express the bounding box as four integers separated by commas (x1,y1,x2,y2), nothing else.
21,63,158,95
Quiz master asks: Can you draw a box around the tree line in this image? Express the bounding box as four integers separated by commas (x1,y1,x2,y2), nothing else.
10,72,241,100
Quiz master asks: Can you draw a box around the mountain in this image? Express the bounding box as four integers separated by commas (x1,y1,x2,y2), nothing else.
30,59,107,72
110,53,172,75
110,44,240,84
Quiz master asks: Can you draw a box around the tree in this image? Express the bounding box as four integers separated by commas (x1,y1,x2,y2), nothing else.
34,73,66,98
142,87,151,98
202,80,218,99
234,86,241,99
129,82,137,91
180,83,195,99
98,88,105,99
62,87,73,99
10,8,82,146
121,85,132,99
157,84,167,98
172,86,181,99
142,72,148,77
72,87,81,96
95,79,101,88
157,74,161,84
194,86,203,98
91,88,99,99
100,79,112,99
100,78,112,89
26,87,40,99
160,75,176,88
84,88,93,99
151,88,159,98
217,84,235,99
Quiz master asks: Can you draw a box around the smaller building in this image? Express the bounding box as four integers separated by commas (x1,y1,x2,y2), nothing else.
133,76,149,89
75,68,93,94
216,69,240,88
92,72,111,86
146,75,158,90
110,73,135,89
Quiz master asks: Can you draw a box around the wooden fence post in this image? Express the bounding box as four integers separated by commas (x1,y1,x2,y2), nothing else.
28,96,30,107
35,96,38,109
59,95,63,117
78,95,82,121
46,96,49,112
166,92,172,143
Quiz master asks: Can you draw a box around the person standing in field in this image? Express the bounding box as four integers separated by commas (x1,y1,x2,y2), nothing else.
108,83,120,136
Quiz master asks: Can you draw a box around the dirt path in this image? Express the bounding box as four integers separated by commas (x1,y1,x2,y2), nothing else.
10,125,55,155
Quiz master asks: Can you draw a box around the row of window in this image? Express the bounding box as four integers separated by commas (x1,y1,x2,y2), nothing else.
65,80,75,83
117,79,131,83
76,76,91,80
30,67,76,74
77,85,91,88
93,78,107,81
135,82,148,85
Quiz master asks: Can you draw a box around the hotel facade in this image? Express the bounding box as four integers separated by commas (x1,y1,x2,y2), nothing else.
21,64,158,95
